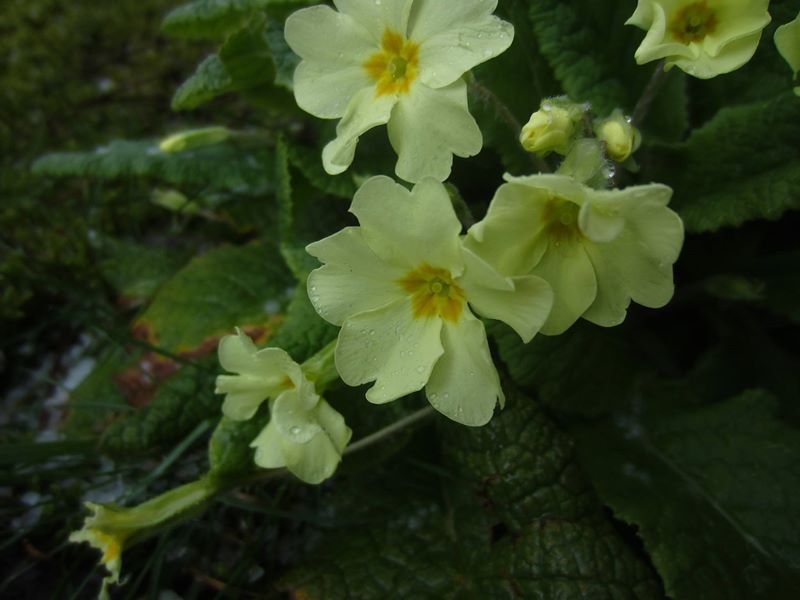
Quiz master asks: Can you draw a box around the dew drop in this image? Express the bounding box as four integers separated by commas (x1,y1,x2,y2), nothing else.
290,426,302,436
416,365,426,373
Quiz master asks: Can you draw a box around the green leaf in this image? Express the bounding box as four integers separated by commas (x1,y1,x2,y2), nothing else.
275,137,351,280
490,320,645,417
171,16,294,111
281,388,663,598
100,359,218,456
134,242,292,354
206,286,337,479
162,0,272,40
647,94,800,233
573,390,800,599
98,238,192,306
32,139,273,194
162,0,313,40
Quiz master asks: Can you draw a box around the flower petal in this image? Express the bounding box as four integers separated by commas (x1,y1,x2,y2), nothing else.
314,399,352,454
293,62,373,119
531,238,597,335
408,0,513,88
279,429,340,484
459,248,552,343
218,332,293,379
426,311,502,426
271,389,322,444
464,179,555,276
349,176,464,271
333,0,413,44
322,87,397,175
582,228,675,327
335,298,444,404
307,227,405,325
285,6,375,67
250,420,287,469
218,382,269,421
387,79,482,183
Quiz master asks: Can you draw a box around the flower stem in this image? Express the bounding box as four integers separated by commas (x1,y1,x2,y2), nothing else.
344,406,436,455
632,60,670,127
466,73,550,173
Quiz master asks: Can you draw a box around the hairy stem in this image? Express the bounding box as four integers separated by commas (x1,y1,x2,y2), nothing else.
632,60,670,127
467,73,550,173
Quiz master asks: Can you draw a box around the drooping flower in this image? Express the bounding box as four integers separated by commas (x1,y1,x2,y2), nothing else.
775,11,800,96
306,176,553,426
215,330,351,484
69,479,218,600
284,0,514,183
464,174,684,335
625,0,771,78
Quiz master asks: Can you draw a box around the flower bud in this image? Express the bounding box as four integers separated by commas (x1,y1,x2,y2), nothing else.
595,110,641,163
519,105,575,156
159,126,231,153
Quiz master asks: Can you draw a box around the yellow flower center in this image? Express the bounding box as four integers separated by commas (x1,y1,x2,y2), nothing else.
363,29,420,96
542,197,581,244
670,1,718,43
94,531,121,564
397,264,465,323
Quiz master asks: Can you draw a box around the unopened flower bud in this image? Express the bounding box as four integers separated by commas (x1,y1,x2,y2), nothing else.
595,110,641,163
159,126,231,153
520,105,575,156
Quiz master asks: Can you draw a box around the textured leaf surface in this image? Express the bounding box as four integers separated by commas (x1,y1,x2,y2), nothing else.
647,94,800,233
32,139,273,193
490,320,644,417
98,238,192,306
573,390,800,599
100,360,218,455
275,137,352,279
171,16,293,110
134,242,291,353
281,389,663,598
162,0,273,39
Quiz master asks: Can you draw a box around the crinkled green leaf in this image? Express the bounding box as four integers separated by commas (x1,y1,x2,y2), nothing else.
281,389,663,598
32,139,273,194
98,238,192,306
275,137,351,279
647,94,800,233
162,0,313,40
134,242,292,353
162,0,272,40
171,16,293,111
573,390,800,599
490,320,645,417
100,359,218,455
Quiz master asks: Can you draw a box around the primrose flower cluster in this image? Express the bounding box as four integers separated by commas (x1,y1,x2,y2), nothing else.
213,0,792,485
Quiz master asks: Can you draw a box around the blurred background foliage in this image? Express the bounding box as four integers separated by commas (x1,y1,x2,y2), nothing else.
2,0,800,598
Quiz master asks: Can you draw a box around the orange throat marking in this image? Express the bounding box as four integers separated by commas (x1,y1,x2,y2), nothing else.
397,264,465,323
363,29,420,96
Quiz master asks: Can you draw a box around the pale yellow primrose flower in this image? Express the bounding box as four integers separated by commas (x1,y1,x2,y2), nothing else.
284,0,513,183
775,11,800,95
626,0,771,79
465,175,684,335
306,176,553,426
215,330,351,484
